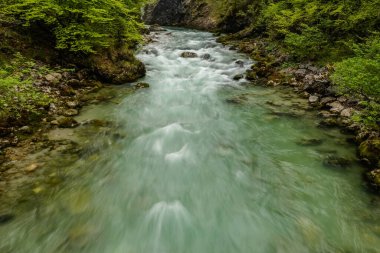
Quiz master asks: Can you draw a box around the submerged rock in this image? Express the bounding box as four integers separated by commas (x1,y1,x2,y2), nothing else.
0,213,15,225
323,155,352,169
235,60,245,68
180,52,198,58
233,74,244,81
296,138,323,146
201,53,211,60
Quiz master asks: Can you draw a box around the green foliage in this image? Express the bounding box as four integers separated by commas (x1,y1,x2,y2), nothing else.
331,36,380,99
0,0,146,54
209,0,380,60
0,54,52,125
284,25,328,60
353,101,380,129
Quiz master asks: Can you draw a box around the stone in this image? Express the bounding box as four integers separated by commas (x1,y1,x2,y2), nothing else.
201,54,211,60
308,95,319,103
295,69,307,79
337,96,348,103
323,155,352,168
320,97,336,105
19,126,32,134
133,82,150,89
233,74,244,81
318,118,339,127
296,138,323,146
51,116,79,128
64,109,79,116
235,60,245,68
340,108,355,117
318,110,335,118
67,79,83,88
180,52,198,58
25,163,39,173
66,101,79,108
45,73,62,84
327,101,344,113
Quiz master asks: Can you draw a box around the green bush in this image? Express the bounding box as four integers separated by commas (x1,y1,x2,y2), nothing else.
284,25,328,60
0,54,52,126
0,0,146,54
331,36,380,99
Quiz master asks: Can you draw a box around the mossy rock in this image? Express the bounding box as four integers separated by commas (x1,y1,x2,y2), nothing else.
366,169,380,194
359,139,380,166
133,82,150,89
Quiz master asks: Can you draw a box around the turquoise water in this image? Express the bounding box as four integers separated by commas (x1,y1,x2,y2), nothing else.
0,28,379,253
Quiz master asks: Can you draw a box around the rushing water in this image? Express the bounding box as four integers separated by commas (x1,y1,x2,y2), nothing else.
1,28,380,253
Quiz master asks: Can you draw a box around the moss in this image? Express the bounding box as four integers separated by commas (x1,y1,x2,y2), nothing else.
359,139,380,166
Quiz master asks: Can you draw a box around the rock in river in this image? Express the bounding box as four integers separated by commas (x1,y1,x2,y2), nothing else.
180,52,198,58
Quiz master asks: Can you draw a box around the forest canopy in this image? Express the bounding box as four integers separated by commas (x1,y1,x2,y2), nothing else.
0,0,146,54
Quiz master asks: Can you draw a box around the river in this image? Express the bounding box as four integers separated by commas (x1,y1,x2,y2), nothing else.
0,28,379,253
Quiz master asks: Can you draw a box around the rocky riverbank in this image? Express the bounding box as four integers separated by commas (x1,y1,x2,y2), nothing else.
0,57,150,222
216,35,380,194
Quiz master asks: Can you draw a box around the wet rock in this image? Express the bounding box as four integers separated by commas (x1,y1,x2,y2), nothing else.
359,139,380,166
233,74,244,81
180,52,198,58
201,54,211,60
308,95,319,104
318,118,339,127
64,109,79,117
318,110,335,118
66,101,79,108
143,48,159,56
366,169,380,194
327,101,344,113
51,116,79,128
0,213,15,225
296,138,323,146
235,60,244,68
226,95,247,105
340,108,355,118
323,155,352,169
320,97,336,105
133,82,150,89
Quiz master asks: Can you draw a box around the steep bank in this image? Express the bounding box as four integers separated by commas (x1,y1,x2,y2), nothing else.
143,0,217,30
